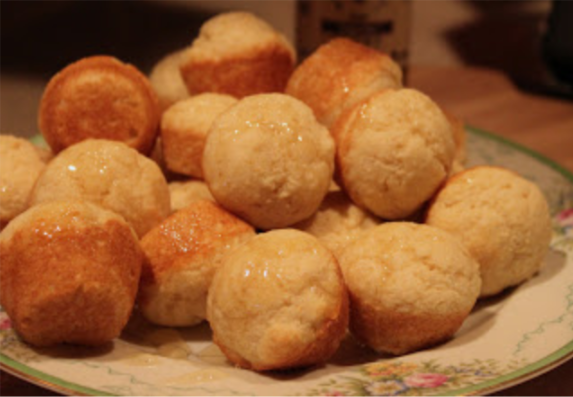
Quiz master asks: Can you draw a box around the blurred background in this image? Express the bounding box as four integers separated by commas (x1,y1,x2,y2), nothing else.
1,0,571,138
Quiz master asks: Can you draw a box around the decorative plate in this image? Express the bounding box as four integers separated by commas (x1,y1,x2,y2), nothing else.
1,127,572,396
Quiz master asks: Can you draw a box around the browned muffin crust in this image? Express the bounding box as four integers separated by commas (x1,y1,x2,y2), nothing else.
39,55,160,155
0,201,143,347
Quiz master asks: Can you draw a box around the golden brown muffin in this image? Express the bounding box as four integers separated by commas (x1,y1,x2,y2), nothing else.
202,93,335,230
149,49,190,113
425,166,552,297
29,139,171,238
285,37,402,129
168,180,214,212
338,222,481,355
160,93,238,178
39,55,160,155
138,200,255,327
334,88,455,220
292,190,380,260
179,12,296,98
0,201,143,347
0,135,47,228
207,229,349,371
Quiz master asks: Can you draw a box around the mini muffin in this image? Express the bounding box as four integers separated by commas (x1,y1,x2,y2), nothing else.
338,222,481,355
0,135,48,228
285,37,402,129
449,159,466,176
29,139,171,238
0,201,143,347
334,88,455,220
149,49,190,113
138,200,255,327
293,190,380,259
148,137,170,177
34,145,54,163
425,166,552,297
443,109,467,164
169,180,214,212
161,93,238,178
180,12,296,98
39,55,160,155
207,229,349,371
202,93,335,230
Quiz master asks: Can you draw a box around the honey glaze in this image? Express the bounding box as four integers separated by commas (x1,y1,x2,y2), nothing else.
119,311,227,371
163,368,229,387
119,352,164,367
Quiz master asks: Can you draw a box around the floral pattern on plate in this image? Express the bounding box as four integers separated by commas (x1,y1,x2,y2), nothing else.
304,359,527,396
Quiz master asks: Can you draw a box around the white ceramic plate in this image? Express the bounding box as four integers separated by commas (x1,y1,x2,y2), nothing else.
1,127,572,396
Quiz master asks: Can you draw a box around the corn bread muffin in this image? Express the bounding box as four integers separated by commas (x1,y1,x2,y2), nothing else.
0,201,143,346
202,93,335,230
29,139,171,238
168,180,214,212
179,12,296,98
285,37,402,129
207,229,349,370
39,56,160,154
161,93,238,178
338,222,481,355
139,200,255,327
425,166,552,297
0,135,48,228
149,49,190,113
293,190,380,259
334,88,455,220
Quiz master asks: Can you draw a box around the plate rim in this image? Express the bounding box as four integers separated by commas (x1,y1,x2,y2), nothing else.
0,356,103,396
466,126,573,183
1,126,572,396
447,340,573,396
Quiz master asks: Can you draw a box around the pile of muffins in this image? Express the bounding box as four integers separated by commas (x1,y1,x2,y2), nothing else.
0,12,552,371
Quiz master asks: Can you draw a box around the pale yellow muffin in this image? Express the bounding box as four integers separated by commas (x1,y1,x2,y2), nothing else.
285,37,402,129
425,166,552,297
161,93,238,178
293,190,380,259
149,49,190,113
0,135,47,228
138,200,255,327
334,88,455,220
202,93,335,230
180,12,296,98
338,222,481,355
39,56,160,155
0,201,143,347
207,229,349,371
29,139,171,238
169,180,214,212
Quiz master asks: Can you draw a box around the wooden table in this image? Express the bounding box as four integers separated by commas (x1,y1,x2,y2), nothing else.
410,66,573,173
1,66,572,396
